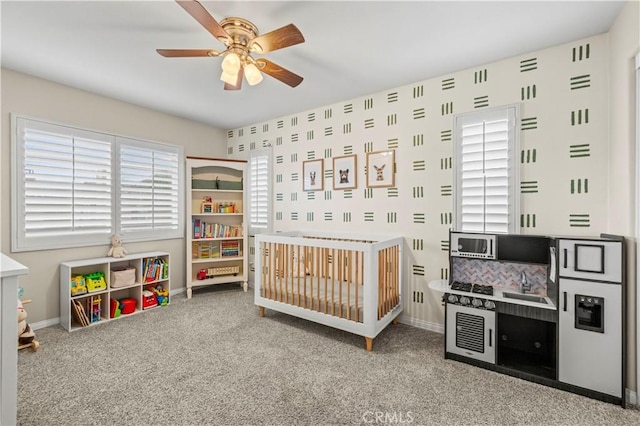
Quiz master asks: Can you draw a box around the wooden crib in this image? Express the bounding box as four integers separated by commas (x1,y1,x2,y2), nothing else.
254,230,404,351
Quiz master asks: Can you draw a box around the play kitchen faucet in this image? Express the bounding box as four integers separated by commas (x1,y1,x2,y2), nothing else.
518,271,530,293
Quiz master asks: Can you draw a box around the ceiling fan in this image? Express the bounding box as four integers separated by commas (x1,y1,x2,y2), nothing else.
157,0,305,90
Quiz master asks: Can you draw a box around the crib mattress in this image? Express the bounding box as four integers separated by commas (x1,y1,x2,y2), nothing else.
260,276,365,323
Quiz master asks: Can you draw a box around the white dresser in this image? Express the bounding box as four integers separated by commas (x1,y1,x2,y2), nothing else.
1,254,29,426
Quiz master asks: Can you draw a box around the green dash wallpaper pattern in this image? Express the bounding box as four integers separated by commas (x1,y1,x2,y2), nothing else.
226,34,608,329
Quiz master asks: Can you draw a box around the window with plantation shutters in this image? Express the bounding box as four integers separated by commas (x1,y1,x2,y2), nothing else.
12,116,183,251
248,148,272,235
118,138,182,240
453,105,520,234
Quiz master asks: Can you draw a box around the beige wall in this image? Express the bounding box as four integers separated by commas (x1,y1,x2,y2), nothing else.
608,0,640,399
1,69,227,324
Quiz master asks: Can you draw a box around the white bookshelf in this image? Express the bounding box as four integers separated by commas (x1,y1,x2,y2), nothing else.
186,157,248,298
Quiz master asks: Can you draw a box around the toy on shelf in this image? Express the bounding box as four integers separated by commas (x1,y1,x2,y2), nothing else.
201,196,213,213
85,272,107,293
17,288,40,351
119,298,136,315
107,234,128,258
142,290,158,310
70,275,87,296
197,269,207,280
110,299,121,319
88,296,101,323
149,284,169,306
197,266,240,280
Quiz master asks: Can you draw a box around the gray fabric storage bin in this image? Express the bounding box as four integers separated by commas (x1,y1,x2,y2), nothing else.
216,177,243,190
192,179,217,189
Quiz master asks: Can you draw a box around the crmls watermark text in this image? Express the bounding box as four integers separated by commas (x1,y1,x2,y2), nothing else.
361,411,414,424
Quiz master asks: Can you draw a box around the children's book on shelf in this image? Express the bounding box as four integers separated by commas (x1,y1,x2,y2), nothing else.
192,220,242,239
143,257,169,282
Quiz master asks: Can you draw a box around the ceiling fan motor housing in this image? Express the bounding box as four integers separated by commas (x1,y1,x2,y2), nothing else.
220,17,258,52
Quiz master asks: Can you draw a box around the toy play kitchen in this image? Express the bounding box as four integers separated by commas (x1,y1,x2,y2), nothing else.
437,231,626,407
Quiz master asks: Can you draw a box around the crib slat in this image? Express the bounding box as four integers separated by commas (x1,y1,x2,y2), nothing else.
279,243,284,302
304,245,309,309
355,251,359,323
314,247,324,312
394,245,398,307
379,249,383,319
261,241,265,298
338,249,343,319
384,247,389,315
295,245,299,307
331,248,335,316
266,242,271,299
324,248,329,314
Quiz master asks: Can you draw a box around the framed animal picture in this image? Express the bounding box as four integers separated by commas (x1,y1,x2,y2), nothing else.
303,159,324,191
366,150,395,188
332,154,357,190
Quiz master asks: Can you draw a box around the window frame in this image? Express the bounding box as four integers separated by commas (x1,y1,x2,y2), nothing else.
247,146,273,236
452,104,521,234
11,114,184,252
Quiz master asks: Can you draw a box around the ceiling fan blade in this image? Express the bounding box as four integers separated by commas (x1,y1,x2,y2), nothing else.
249,24,305,53
157,49,216,57
176,0,229,43
256,59,303,87
224,67,244,91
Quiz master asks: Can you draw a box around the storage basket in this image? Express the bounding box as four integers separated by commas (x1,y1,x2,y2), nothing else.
192,179,217,190
111,267,136,288
216,177,243,190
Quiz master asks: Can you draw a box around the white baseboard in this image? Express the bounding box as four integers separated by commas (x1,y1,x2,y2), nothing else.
398,314,444,334
30,317,59,331
170,287,186,296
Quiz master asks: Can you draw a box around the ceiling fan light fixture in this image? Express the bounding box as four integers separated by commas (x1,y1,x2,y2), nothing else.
220,70,239,85
221,52,241,73
244,63,263,86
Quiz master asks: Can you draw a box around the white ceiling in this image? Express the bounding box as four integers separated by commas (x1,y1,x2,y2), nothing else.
1,1,626,130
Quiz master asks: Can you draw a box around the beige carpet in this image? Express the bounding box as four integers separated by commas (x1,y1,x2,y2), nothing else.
17,284,640,425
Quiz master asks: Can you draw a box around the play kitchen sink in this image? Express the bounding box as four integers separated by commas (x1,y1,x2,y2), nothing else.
501,291,548,304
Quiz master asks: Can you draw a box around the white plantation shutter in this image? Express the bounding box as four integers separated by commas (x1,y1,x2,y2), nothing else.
14,118,114,250
454,106,519,234
118,138,183,240
12,116,183,251
248,148,272,234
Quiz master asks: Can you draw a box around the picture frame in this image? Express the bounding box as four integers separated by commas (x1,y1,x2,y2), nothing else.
366,150,395,188
302,159,324,191
332,154,357,190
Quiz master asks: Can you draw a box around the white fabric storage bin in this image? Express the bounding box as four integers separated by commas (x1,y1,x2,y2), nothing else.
110,267,136,288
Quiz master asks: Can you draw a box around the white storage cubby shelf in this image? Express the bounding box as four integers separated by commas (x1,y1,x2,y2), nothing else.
187,157,248,298
60,251,170,332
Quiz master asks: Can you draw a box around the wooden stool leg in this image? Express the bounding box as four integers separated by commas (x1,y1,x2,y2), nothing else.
392,317,399,325
365,337,373,352
259,306,265,317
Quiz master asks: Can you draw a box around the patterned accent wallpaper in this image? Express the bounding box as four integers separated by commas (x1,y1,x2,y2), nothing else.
227,34,608,326
451,258,548,296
